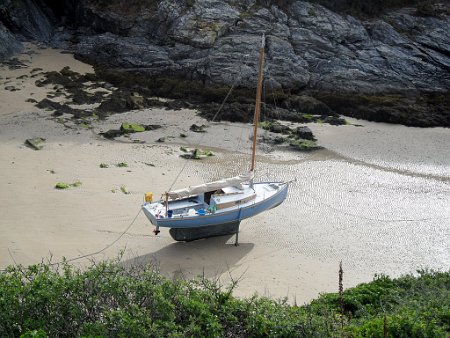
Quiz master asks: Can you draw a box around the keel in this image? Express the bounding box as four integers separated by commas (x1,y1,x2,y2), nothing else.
169,221,241,242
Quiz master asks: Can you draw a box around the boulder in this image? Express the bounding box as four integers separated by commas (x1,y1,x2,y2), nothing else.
295,126,315,141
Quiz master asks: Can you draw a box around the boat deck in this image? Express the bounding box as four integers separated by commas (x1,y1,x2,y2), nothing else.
144,182,284,220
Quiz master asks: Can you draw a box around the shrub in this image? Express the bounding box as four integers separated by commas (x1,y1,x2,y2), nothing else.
0,261,448,337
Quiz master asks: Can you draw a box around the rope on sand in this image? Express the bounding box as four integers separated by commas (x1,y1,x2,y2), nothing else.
2,208,143,271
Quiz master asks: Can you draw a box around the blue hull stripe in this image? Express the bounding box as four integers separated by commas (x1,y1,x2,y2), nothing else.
143,184,288,229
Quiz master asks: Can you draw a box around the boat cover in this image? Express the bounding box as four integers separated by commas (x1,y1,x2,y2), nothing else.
167,172,254,200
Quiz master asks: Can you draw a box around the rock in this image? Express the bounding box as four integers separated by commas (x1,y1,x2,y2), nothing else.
36,98,89,118
289,138,322,151
321,116,347,126
2,0,448,126
180,148,215,160
120,122,145,133
198,102,254,122
144,124,161,131
190,124,207,133
0,0,53,42
264,121,291,134
2,57,27,70
0,23,22,60
99,129,122,139
25,137,45,150
295,126,315,141
5,86,18,91
127,92,145,110
282,95,332,116
101,122,159,139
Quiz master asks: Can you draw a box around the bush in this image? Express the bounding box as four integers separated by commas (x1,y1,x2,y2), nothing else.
0,261,448,337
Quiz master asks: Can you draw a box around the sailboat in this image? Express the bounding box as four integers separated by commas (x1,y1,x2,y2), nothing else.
142,35,289,243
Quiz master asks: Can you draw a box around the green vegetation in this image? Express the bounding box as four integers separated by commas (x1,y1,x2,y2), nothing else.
180,147,215,160
116,162,128,168
99,163,109,168
0,261,448,337
120,185,130,194
54,182,70,189
288,138,322,151
260,121,323,151
54,180,82,189
120,122,145,133
25,137,46,151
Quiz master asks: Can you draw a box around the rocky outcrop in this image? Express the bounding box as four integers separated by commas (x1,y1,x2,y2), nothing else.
0,0,53,42
1,0,449,126
0,0,56,60
0,23,22,60
68,1,450,95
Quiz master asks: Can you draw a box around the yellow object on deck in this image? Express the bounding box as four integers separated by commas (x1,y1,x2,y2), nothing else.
145,192,153,202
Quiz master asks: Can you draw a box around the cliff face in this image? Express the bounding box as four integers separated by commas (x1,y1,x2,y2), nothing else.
0,22,22,59
0,0,53,42
1,0,449,126
68,0,450,94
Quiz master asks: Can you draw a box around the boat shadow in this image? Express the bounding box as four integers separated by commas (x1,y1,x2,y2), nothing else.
124,235,254,280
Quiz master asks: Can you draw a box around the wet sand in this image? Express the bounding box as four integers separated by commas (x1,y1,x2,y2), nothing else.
1,45,449,304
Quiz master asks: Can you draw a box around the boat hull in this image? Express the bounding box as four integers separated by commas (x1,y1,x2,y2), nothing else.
142,182,288,232
169,221,240,242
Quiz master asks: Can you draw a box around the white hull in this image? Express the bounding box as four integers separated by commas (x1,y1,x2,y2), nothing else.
142,182,288,229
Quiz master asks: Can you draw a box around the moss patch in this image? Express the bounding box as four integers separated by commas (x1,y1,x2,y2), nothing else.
55,180,82,189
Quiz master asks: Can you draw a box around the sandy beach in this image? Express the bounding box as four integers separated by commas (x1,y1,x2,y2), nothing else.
1,45,449,304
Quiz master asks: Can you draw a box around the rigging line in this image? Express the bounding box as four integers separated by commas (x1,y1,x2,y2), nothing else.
167,56,251,192
265,63,283,121
167,82,237,192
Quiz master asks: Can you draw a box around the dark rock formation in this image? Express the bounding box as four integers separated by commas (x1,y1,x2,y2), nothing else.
1,0,449,126
0,23,22,59
66,1,450,93
295,126,315,140
0,0,53,42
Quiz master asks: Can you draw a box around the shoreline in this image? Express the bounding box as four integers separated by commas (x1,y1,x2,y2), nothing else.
1,45,449,304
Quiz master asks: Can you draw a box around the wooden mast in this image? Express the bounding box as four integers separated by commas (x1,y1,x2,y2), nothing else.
250,34,265,174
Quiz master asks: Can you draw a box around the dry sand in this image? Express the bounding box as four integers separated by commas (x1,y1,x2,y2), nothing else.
1,45,449,304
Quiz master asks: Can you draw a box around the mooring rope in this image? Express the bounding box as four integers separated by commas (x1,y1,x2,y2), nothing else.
1,208,143,271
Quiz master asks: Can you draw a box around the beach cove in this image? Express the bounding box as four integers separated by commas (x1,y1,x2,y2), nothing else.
1,46,449,304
